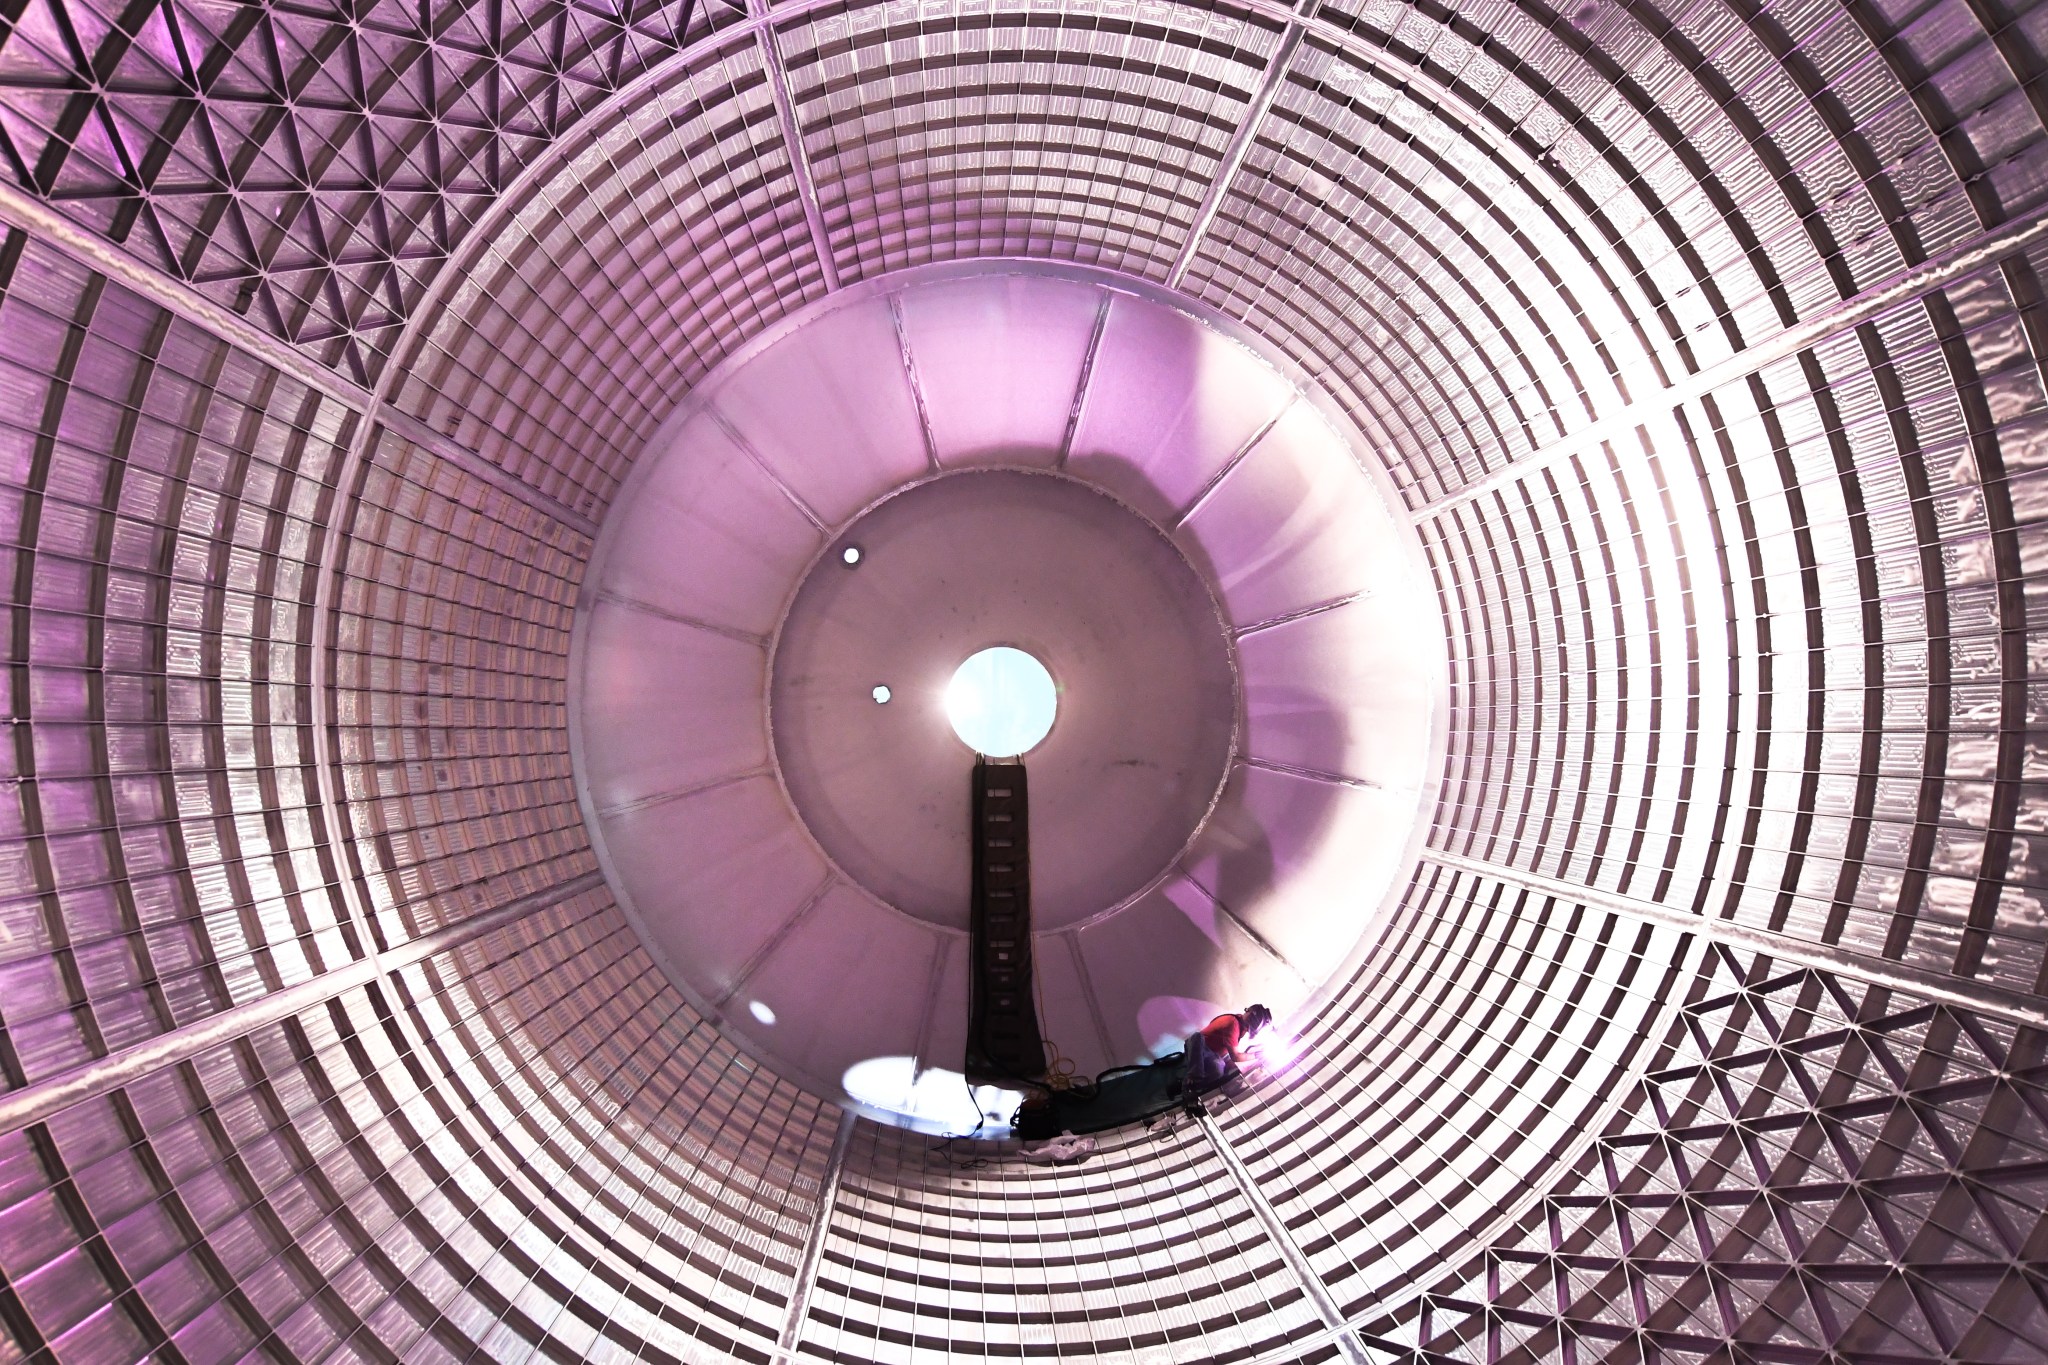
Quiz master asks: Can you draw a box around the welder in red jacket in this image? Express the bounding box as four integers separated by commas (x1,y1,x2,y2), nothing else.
1171,1004,1272,1096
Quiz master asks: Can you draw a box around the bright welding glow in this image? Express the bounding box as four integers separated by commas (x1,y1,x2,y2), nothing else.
1246,1023,1303,1075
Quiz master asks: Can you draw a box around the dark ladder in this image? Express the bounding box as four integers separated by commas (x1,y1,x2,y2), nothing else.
964,757,1048,1087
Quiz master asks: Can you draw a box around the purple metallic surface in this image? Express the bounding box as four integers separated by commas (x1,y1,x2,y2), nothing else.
4,0,2048,1360
771,470,1239,931
574,269,1442,1123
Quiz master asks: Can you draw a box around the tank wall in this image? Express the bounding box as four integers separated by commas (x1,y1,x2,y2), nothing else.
4,0,2048,1359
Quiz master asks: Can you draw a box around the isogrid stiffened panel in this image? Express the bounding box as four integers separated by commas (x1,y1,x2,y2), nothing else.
0,886,840,1363
1212,865,1698,1319
799,1116,1334,1365
387,34,820,523
785,0,1283,283
1408,949,2048,1361
0,231,366,1084
0,0,730,382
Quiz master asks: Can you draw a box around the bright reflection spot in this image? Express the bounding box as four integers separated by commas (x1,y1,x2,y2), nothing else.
748,999,776,1026
842,545,862,565
842,1056,1022,1135
946,646,1057,757
1137,995,1228,1060
872,684,892,704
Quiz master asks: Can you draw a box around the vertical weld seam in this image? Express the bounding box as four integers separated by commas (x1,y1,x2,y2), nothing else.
708,404,830,530
1173,400,1291,529
754,16,841,293
910,935,951,1076
714,870,838,1008
891,292,942,472
1065,930,1117,1067
1194,1107,1369,1365
776,1109,856,1363
1057,293,1115,467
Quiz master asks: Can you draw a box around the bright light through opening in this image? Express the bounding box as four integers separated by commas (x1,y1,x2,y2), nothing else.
842,1056,1022,1136
946,647,1057,757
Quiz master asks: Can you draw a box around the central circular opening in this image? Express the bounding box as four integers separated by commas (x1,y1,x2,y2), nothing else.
946,646,1058,756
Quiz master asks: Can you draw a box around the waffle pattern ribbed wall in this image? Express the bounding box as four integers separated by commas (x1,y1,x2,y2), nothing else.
4,0,2048,1360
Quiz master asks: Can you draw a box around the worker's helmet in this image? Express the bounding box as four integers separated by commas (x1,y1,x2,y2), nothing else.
1242,1004,1273,1035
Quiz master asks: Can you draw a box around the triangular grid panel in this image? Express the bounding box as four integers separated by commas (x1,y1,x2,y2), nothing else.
1424,954,2048,1363
0,0,723,379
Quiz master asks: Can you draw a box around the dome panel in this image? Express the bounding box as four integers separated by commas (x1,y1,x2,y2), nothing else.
732,880,953,1107
765,466,1238,930
595,771,832,1002
1071,873,1305,1063
1181,765,1422,970
1173,399,1402,625
708,296,934,525
578,266,1441,1133
1065,292,1298,525
596,407,825,635
893,273,1106,467
577,598,768,813
1238,597,1439,785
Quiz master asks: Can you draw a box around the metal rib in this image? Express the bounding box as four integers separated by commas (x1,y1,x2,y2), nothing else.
1056,294,1115,467
752,0,842,293
0,178,602,541
1425,850,2048,1030
1413,200,2048,522
773,1109,857,1364
1192,1106,1370,1365
1167,0,1318,289
0,871,607,1137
